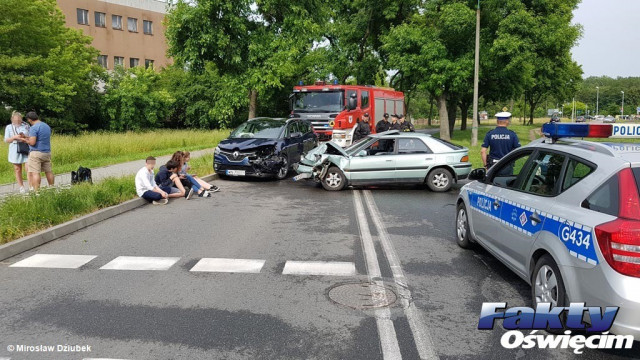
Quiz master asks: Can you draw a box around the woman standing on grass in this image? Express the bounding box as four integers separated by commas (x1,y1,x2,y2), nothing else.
4,111,30,193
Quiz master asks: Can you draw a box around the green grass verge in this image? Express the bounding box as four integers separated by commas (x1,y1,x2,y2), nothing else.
0,176,136,244
0,151,218,245
0,129,230,185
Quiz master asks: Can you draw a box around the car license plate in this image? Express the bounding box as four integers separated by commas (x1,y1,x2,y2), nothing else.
226,170,246,176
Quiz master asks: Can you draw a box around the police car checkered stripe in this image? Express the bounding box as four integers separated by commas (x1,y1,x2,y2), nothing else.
467,189,598,265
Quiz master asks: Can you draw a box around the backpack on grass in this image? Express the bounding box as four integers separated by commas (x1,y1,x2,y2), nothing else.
71,167,92,184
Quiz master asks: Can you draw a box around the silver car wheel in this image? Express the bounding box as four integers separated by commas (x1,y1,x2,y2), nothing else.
456,208,467,241
432,173,449,189
534,265,558,306
326,172,342,188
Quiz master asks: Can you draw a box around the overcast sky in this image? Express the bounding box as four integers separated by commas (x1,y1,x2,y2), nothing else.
572,0,640,78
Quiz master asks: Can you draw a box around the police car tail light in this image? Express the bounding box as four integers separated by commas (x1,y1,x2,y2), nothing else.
595,168,640,278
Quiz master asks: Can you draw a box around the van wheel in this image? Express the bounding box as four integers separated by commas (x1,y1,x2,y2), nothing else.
276,156,289,180
322,167,346,191
427,168,453,192
456,203,473,249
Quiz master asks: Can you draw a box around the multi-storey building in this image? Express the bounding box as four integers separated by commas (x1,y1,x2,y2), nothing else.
56,0,171,70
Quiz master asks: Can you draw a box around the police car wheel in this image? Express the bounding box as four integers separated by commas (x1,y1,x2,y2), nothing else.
455,203,473,249
427,168,453,192
322,166,346,191
532,255,568,332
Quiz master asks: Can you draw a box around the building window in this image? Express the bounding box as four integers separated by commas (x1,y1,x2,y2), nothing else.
114,56,124,68
112,15,123,30
77,9,89,25
128,17,138,32
95,12,106,27
98,55,108,69
145,59,154,69
130,58,139,68
143,20,153,35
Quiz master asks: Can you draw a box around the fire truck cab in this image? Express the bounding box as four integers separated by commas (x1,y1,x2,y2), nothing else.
290,82,405,147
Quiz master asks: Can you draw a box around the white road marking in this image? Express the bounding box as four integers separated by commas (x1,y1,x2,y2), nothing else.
100,256,179,271
363,190,439,360
353,191,402,360
83,358,130,360
190,258,265,273
9,254,97,269
282,261,356,276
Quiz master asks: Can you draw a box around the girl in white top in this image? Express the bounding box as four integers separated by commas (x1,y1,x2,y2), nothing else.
4,111,30,193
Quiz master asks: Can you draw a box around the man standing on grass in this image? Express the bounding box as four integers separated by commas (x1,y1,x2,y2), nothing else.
25,111,53,191
481,111,520,173
135,156,169,205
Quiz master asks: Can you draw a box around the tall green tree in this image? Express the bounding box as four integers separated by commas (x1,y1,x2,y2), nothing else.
165,0,323,125
0,0,103,131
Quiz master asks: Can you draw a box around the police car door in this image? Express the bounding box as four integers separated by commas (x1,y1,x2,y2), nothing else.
489,150,568,277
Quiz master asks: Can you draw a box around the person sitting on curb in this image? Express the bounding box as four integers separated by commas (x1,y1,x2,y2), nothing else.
135,156,169,205
169,151,211,198
181,151,219,193
155,160,191,199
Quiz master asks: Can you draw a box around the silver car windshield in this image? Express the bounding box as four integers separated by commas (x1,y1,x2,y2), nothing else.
345,137,377,156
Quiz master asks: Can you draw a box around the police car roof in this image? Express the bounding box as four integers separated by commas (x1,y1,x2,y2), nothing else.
527,138,640,164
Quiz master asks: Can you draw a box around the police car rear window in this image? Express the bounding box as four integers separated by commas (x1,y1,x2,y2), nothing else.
431,138,462,150
634,167,640,194
581,175,618,217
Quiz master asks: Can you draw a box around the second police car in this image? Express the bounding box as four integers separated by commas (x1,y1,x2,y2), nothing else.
456,122,640,337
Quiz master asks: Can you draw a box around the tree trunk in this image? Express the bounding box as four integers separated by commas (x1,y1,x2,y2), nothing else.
428,96,434,127
437,93,450,140
460,102,469,131
447,98,457,137
248,89,258,119
528,98,537,125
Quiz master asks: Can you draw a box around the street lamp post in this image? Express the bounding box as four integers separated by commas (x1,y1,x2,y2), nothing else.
471,0,480,146
621,91,625,118
596,86,600,116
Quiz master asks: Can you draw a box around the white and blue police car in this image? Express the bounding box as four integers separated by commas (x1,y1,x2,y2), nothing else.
455,122,640,337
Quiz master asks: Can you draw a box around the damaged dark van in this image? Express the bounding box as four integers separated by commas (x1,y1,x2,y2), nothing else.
214,117,318,179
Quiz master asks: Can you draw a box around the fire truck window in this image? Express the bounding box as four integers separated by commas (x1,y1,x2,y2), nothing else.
346,90,357,107
361,91,369,109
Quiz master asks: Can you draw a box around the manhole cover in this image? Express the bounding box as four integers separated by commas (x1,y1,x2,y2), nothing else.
327,282,397,309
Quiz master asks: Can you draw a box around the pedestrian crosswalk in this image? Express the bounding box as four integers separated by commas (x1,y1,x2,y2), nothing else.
7,254,358,277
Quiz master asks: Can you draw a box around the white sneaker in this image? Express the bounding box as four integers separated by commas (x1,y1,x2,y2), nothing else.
152,199,168,205
19,187,26,194
186,187,194,200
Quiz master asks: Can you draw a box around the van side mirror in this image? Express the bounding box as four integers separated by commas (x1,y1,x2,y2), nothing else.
468,168,486,181
348,95,357,111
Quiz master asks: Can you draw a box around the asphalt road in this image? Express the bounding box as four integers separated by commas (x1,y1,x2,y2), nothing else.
0,176,639,360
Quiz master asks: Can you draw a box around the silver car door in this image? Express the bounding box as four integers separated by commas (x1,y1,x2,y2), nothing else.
395,138,434,183
347,139,396,184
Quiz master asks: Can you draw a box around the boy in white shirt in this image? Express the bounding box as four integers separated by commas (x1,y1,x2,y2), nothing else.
135,156,169,205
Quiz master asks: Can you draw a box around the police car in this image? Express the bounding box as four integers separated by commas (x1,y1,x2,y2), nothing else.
455,122,640,337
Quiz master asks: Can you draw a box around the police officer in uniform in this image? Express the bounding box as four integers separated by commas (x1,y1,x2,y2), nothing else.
481,111,520,173
376,113,390,133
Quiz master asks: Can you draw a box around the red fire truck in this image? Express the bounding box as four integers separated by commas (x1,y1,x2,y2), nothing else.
290,82,405,147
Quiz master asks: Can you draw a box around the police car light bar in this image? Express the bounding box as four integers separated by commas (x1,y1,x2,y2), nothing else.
542,123,640,141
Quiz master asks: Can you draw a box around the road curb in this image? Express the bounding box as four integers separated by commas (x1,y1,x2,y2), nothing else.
0,174,219,262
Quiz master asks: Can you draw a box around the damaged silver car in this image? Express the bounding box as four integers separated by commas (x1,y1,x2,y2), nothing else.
293,131,471,191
